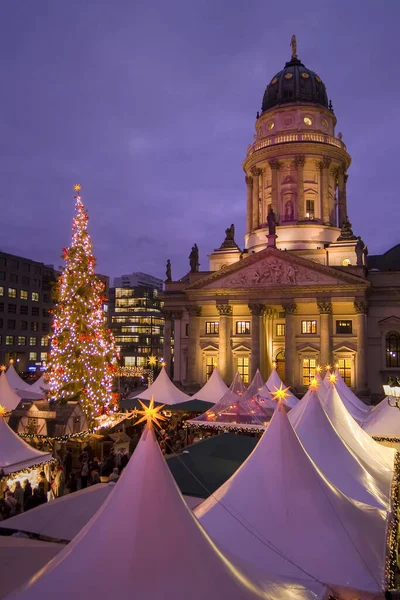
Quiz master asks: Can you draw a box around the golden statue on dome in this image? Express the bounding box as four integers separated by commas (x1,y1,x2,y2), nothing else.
290,35,297,59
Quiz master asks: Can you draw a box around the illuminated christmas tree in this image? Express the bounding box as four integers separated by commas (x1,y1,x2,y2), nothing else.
47,185,118,426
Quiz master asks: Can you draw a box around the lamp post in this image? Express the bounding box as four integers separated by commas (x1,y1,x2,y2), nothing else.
384,380,400,409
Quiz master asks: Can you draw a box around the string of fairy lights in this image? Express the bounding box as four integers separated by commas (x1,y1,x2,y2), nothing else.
46,185,119,427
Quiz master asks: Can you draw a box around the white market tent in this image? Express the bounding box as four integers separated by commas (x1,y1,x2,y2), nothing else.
0,372,21,412
257,367,299,409
195,402,388,595
320,385,395,473
323,369,331,387
7,421,320,600
0,537,62,600
288,388,390,509
5,364,33,394
0,413,52,475
189,368,229,403
362,396,400,437
30,374,49,394
130,366,190,405
333,368,370,424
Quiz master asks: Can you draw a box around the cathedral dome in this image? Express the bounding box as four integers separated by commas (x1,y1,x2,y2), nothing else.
261,48,329,113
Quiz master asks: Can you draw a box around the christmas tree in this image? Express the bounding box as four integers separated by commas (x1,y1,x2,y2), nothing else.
47,185,118,426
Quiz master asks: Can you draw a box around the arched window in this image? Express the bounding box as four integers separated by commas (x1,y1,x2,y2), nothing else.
386,332,400,367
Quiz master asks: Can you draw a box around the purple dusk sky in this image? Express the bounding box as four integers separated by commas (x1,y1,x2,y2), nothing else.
0,1,399,283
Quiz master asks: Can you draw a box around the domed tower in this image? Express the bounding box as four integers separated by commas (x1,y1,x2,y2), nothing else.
243,37,351,253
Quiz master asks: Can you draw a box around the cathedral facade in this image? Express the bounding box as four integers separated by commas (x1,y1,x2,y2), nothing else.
162,40,400,399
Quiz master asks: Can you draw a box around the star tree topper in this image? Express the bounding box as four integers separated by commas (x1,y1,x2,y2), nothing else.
270,383,291,404
135,397,167,428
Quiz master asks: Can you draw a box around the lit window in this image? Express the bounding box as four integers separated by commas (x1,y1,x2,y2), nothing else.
6,335,14,345
18,336,26,346
206,356,217,380
20,290,28,300
336,320,352,334
267,121,275,130
41,336,49,347
276,324,285,336
337,358,352,386
302,358,316,386
8,288,16,298
0,286,3,296
236,321,250,335
304,117,312,126
29,352,37,361
205,322,219,335
386,332,400,368
305,199,315,219
40,352,47,362
237,356,249,384
31,292,39,302
29,337,37,346
301,320,317,334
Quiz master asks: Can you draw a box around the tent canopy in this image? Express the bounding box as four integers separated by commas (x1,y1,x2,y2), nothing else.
362,396,400,437
8,421,319,600
5,364,32,394
0,414,52,475
0,372,21,412
129,366,190,405
288,388,390,509
29,375,49,394
332,368,370,424
257,367,298,409
195,402,387,594
189,368,229,403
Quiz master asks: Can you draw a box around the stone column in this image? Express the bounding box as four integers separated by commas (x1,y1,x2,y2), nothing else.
337,166,348,227
186,305,201,385
264,307,275,378
354,300,368,394
282,302,297,388
269,159,281,218
245,175,253,234
317,298,332,368
216,303,232,383
318,157,331,225
162,310,173,376
294,155,305,221
248,303,266,379
172,310,183,383
251,167,261,230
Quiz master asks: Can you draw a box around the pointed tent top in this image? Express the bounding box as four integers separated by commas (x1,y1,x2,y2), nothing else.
11,415,281,600
196,399,387,593
0,415,52,475
288,388,389,509
5,364,32,394
258,367,298,408
363,395,400,437
333,368,370,419
241,369,264,402
0,371,22,412
190,368,229,403
29,374,49,395
130,366,190,405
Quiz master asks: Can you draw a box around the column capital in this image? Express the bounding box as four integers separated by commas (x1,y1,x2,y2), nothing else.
269,159,282,170
331,166,340,180
317,298,332,314
186,305,202,317
293,154,305,167
250,166,262,178
245,175,253,185
216,303,232,316
282,302,297,315
248,303,266,316
354,300,368,314
171,310,183,320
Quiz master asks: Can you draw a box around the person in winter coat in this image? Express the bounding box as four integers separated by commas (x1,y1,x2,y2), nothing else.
53,465,65,498
38,471,50,502
13,481,24,510
25,488,44,511
23,480,32,510
80,459,90,489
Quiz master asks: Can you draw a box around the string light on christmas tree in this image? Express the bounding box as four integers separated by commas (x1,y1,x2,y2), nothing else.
270,383,291,403
46,185,119,427
135,397,166,428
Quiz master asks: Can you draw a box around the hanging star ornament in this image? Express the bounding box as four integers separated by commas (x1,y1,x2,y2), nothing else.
325,364,332,371
0,365,6,372
315,365,322,373
148,355,157,367
329,373,337,385
270,383,291,403
309,378,319,390
272,361,277,369
73,184,81,192
0,405,7,417
135,397,167,428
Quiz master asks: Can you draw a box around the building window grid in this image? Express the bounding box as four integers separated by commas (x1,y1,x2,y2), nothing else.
338,358,352,386
336,320,352,334
386,332,400,368
8,288,17,298
31,292,39,302
205,321,219,335
6,335,14,345
301,320,317,334
0,286,3,297
237,356,249,384
302,358,316,386
276,324,285,336
236,321,251,335
20,290,28,300
18,336,26,346
305,199,315,219
206,356,218,380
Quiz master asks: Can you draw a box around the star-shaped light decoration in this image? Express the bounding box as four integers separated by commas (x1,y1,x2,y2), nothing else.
272,361,277,369
135,397,167,428
334,363,339,369
325,364,332,371
9,359,14,364
73,184,81,192
329,373,337,386
309,378,319,390
315,365,322,374
148,355,157,368
0,365,6,372
0,405,7,417
270,383,291,404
